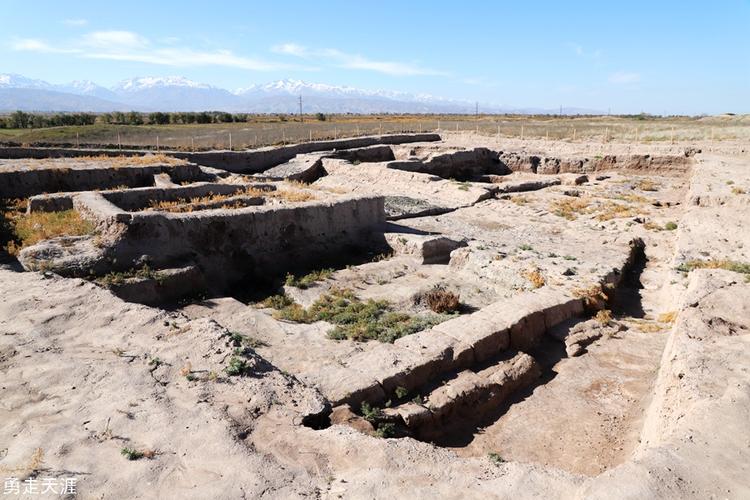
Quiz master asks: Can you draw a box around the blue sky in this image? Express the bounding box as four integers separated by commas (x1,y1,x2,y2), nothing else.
2,0,748,114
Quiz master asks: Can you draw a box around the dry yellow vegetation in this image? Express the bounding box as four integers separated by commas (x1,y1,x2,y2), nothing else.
5,209,95,255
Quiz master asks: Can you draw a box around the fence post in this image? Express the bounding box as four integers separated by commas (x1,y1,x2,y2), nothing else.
573,128,576,141
229,133,232,151
437,120,440,131
191,137,195,152
379,123,382,135
309,129,312,142
334,127,337,139
670,126,674,145
156,135,159,152
282,129,285,145
76,132,79,149
117,132,121,150
521,125,524,140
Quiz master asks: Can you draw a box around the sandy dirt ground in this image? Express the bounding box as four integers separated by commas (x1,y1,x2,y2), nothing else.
1,135,749,499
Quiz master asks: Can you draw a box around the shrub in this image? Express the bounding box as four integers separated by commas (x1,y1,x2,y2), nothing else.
261,294,293,309
375,423,396,438
316,112,327,121
664,221,678,230
360,402,382,423
264,288,448,342
676,259,750,275
121,447,144,461
488,452,505,465
273,303,313,323
225,349,255,376
284,268,334,289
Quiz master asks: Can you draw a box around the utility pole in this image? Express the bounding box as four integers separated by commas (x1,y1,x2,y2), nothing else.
298,95,303,122
475,102,479,118
559,105,563,116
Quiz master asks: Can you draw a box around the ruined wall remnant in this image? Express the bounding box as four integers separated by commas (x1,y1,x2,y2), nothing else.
0,162,208,199
19,194,386,293
172,134,440,173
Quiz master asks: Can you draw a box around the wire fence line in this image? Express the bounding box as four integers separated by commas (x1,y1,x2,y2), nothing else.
13,118,743,151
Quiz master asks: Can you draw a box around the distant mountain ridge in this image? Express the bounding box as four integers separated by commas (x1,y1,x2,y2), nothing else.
0,73,601,114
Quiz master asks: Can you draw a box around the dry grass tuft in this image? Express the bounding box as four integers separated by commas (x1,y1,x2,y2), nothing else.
572,284,608,309
272,189,316,202
549,198,591,220
0,447,44,478
616,193,649,203
658,311,678,323
5,210,96,255
637,321,665,332
523,267,546,289
595,309,612,324
421,285,461,313
595,201,638,221
636,179,660,192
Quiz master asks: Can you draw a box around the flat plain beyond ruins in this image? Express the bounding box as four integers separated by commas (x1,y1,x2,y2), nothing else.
1,129,749,498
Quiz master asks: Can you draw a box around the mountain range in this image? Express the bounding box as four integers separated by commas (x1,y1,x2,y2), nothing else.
0,74,599,115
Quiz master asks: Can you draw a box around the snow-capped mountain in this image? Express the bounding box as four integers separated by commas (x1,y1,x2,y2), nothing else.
113,76,215,93
0,73,600,114
234,78,465,105
0,73,53,90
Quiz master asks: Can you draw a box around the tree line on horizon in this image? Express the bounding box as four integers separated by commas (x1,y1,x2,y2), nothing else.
0,110,320,129
0,109,715,130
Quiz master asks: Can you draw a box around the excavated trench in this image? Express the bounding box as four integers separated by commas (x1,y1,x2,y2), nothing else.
302,237,674,476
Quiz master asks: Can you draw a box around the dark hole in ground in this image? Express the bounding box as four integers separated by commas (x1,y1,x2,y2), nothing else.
301,405,332,430
228,240,394,304
610,242,647,318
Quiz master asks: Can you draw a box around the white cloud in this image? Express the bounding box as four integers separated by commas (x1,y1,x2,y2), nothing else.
11,31,292,72
10,38,80,54
63,18,88,27
81,30,149,50
609,71,641,84
272,43,308,57
273,42,446,76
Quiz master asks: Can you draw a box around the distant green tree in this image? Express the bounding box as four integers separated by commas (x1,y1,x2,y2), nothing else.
316,112,327,121
148,112,170,125
126,111,144,125
9,111,30,129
